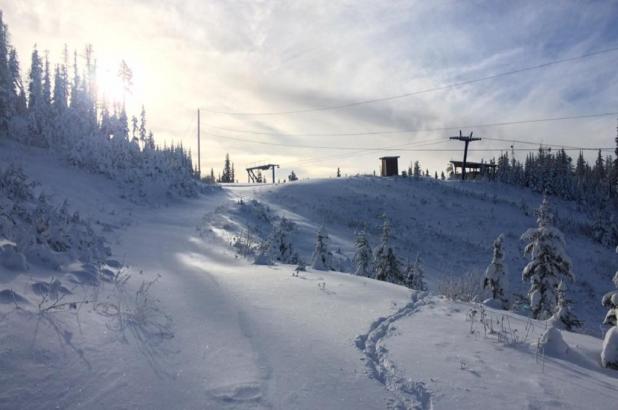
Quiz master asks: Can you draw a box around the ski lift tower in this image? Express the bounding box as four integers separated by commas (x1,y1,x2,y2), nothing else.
246,163,280,184
449,130,481,181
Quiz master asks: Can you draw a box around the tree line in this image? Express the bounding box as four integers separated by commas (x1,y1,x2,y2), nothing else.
0,11,200,200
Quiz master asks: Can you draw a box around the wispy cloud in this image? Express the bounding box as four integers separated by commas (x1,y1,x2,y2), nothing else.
3,0,618,177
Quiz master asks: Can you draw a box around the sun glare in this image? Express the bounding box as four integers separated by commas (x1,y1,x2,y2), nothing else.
97,64,127,106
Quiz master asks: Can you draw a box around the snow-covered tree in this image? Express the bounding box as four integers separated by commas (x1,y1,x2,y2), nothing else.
353,229,373,277
483,234,509,307
521,196,575,319
404,255,427,290
0,11,11,137
220,154,233,183
413,161,421,179
288,170,298,181
311,225,332,271
601,249,618,368
550,280,581,331
270,217,295,263
374,218,402,283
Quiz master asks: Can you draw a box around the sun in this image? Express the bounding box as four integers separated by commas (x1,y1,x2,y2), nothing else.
96,62,130,107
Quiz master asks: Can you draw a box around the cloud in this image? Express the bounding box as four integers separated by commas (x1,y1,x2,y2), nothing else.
3,0,618,177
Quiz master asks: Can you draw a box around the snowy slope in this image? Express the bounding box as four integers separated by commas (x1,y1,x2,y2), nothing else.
228,176,618,334
1,146,617,409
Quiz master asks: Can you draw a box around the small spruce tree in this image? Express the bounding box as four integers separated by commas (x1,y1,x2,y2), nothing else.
374,217,402,283
404,255,427,290
311,225,332,271
353,229,373,277
483,234,509,308
521,196,575,319
550,280,581,331
601,247,618,369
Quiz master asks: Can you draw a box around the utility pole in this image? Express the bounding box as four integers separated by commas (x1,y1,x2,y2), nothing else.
449,130,481,181
197,108,201,178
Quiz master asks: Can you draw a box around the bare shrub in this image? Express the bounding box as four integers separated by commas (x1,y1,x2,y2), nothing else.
438,271,484,302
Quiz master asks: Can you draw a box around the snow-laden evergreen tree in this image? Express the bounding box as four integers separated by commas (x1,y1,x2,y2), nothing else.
413,161,421,179
270,217,295,263
404,255,427,290
483,234,509,308
353,229,373,277
374,217,402,283
220,154,233,183
0,11,10,137
601,247,618,369
311,225,332,271
550,280,581,331
521,196,575,319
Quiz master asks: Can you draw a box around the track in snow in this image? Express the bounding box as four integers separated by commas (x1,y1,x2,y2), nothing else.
355,293,433,410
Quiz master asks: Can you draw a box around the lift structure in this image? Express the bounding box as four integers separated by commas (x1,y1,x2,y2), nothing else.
246,164,279,184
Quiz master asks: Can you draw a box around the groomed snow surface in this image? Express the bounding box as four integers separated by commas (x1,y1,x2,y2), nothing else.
1,143,617,409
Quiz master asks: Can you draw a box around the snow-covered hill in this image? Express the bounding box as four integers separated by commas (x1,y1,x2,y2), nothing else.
218,176,617,333
1,144,617,409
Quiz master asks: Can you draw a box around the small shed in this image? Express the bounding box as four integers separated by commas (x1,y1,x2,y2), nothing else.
379,156,400,177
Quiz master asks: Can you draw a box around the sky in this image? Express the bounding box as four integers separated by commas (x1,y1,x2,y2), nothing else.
2,0,618,180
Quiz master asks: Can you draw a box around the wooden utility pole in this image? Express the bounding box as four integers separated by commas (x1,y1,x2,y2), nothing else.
197,108,201,178
449,130,481,181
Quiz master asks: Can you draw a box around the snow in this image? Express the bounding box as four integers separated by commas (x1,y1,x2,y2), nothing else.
1,145,618,409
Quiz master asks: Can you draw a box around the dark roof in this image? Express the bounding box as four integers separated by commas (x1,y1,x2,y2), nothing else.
246,164,279,171
450,160,496,168
379,156,400,160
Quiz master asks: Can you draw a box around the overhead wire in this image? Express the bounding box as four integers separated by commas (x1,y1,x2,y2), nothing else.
202,111,618,138
199,46,618,116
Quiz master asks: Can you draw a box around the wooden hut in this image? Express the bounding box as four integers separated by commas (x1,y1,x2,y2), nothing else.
379,156,400,177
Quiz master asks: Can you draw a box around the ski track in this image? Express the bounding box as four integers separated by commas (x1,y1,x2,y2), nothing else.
355,293,433,410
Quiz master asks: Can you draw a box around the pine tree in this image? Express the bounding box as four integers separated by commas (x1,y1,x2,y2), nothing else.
353,229,373,276
288,170,298,181
139,105,147,145
27,46,46,146
550,280,581,330
413,161,421,179
8,49,24,115
521,196,575,319
374,217,402,283
311,225,332,271
336,167,341,178
404,255,427,290
0,11,11,136
601,249,618,369
440,171,445,180
131,115,138,143
221,153,232,183
270,217,295,263
483,234,509,307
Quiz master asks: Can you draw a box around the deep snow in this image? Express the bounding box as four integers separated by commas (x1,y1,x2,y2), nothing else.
1,143,617,409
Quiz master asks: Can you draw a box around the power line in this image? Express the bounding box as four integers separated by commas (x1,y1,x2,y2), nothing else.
211,133,448,151
220,132,612,152
207,127,613,152
200,46,618,116
202,111,618,137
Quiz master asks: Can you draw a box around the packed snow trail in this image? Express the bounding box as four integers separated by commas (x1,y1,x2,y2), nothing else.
83,188,412,409
355,293,432,410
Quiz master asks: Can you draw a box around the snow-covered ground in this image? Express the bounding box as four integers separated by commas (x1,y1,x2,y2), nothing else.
1,142,617,409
